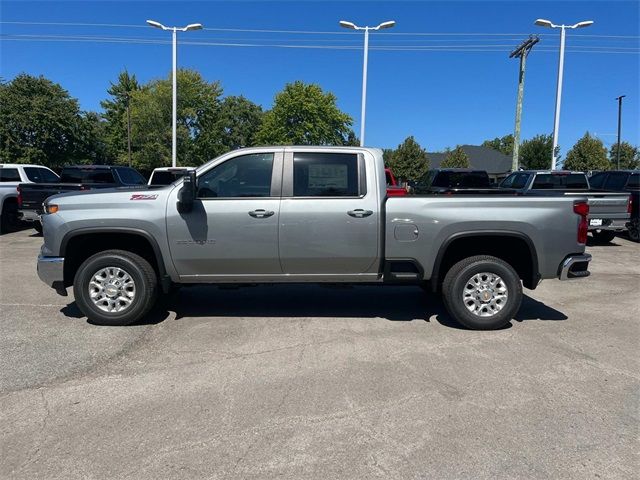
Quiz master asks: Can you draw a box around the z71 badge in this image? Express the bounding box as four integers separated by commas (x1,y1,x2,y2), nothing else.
130,194,158,201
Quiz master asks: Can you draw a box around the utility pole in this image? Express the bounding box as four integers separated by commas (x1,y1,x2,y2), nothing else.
509,35,539,171
615,95,626,169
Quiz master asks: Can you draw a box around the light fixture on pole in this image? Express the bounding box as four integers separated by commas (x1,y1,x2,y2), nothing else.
339,19,396,147
146,19,203,167
535,18,593,170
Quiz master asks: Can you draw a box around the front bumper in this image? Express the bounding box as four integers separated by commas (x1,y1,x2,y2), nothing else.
37,255,66,295
558,254,592,280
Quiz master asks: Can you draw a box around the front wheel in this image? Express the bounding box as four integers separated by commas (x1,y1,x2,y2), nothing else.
73,249,158,326
442,255,522,330
591,229,616,243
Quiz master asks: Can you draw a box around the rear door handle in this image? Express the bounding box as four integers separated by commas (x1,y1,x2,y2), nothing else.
347,209,373,218
248,209,275,218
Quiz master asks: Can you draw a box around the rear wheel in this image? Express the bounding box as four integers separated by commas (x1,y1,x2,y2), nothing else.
591,229,616,243
442,255,522,330
73,249,158,326
0,199,20,234
627,219,639,243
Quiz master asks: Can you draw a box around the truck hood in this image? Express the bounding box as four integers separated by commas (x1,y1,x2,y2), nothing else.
47,185,174,211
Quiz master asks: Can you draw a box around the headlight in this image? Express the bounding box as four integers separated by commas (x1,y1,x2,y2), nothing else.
44,204,59,214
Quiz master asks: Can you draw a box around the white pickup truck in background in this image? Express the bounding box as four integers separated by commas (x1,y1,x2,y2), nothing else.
0,164,59,233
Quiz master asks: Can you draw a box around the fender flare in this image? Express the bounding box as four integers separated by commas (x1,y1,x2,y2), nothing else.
430,230,540,292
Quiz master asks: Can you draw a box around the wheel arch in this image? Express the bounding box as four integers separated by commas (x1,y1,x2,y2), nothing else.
430,231,540,292
60,227,170,292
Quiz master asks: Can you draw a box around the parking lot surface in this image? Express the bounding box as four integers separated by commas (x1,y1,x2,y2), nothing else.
1,228,638,479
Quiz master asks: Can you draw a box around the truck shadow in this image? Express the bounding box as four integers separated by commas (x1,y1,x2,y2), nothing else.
62,284,569,330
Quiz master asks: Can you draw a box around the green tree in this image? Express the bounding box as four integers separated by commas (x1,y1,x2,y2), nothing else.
440,145,470,168
482,134,514,156
214,95,263,151
389,136,429,181
255,81,354,145
382,148,394,167
519,134,556,170
129,69,222,171
76,111,110,165
0,74,85,168
100,70,140,165
563,132,610,171
609,142,639,170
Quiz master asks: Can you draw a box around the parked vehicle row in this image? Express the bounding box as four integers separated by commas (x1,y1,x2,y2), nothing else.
36,146,593,330
1,164,59,233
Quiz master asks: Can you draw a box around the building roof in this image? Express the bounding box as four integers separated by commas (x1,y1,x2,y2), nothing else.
429,145,512,174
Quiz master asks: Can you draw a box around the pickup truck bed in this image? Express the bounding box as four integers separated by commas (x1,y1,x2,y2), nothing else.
37,146,592,330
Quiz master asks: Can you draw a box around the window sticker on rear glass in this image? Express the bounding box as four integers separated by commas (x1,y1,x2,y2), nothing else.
308,164,348,189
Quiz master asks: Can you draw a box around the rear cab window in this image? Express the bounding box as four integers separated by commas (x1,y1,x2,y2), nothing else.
588,172,607,189
532,173,588,189
293,152,361,197
604,172,630,190
60,168,116,184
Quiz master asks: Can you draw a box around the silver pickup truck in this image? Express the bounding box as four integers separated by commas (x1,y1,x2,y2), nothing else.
37,146,592,330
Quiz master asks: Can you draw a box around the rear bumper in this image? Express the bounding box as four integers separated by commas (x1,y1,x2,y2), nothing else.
558,254,592,280
587,218,629,231
37,255,66,295
19,209,41,222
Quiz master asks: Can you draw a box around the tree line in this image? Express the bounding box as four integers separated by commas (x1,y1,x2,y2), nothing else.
1,72,637,177
0,71,357,173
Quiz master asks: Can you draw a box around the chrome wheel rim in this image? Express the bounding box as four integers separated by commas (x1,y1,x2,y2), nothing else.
463,272,508,317
88,267,136,313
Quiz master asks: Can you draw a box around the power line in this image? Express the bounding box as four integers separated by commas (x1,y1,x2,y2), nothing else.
1,21,638,39
2,34,638,54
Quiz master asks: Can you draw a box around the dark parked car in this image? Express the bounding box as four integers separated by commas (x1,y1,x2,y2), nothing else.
18,165,147,232
588,170,639,242
499,170,631,243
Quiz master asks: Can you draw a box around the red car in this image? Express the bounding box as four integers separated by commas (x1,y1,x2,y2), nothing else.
385,168,407,196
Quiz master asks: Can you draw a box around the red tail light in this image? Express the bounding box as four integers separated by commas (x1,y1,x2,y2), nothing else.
627,195,632,214
17,185,22,208
574,201,589,244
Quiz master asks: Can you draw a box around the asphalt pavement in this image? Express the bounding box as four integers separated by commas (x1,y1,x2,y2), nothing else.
1,227,638,479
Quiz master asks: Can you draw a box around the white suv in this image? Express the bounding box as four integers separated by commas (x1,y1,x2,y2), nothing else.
0,164,59,233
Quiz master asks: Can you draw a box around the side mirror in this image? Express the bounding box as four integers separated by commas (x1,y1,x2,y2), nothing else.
177,170,197,214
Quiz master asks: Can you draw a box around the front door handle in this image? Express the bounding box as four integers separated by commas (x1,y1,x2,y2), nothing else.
248,209,275,218
347,209,373,218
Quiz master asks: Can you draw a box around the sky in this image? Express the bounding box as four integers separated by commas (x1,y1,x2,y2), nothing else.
1,0,639,155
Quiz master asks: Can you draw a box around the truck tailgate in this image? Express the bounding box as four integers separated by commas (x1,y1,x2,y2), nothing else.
19,183,85,211
562,191,630,217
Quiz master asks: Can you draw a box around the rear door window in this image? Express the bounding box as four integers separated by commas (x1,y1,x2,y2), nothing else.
23,167,59,183
293,153,360,197
0,168,20,182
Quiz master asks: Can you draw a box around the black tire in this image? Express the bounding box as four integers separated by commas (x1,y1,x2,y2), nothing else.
627,219,639,243
33,221,43,234
442,255,522,330
591,229,617,243
1,199,20,234
73,249,158,326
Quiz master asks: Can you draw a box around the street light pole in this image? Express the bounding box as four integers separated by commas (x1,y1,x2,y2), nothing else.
146,20,203,167
616,95,626,169
535,18,593,170
340,20,396,147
